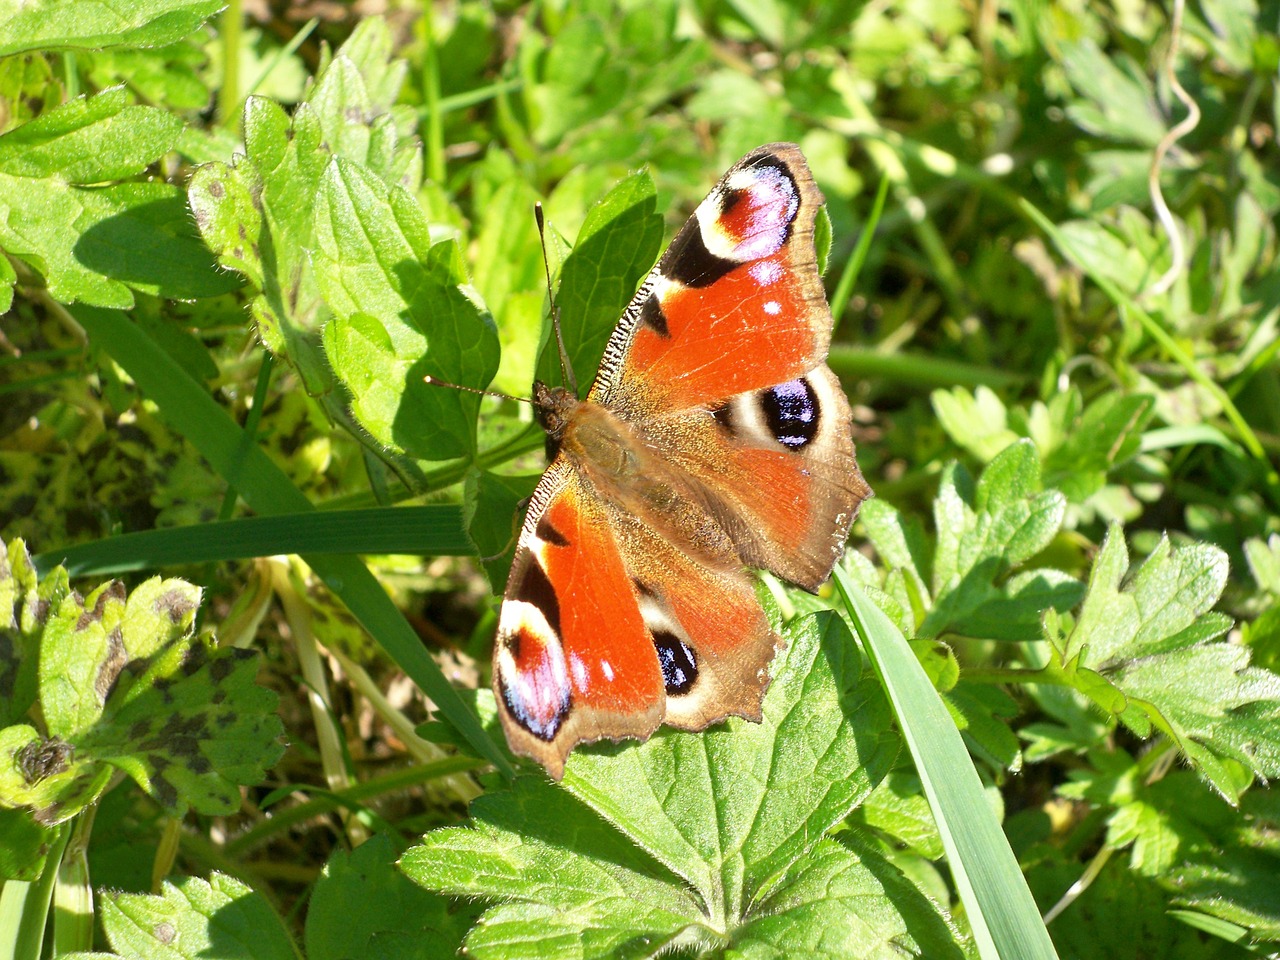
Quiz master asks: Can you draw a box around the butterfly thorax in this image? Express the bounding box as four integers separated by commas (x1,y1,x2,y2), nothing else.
534,381,641,483
533,382,741,571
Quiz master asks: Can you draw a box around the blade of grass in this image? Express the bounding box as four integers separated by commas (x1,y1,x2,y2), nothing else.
833,566,1060,960
34,507,470,578
67,303,513,779
218,350,273,521
830,171,890,325
0,825,68,960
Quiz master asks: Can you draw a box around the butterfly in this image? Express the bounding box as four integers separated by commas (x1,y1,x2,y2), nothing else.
493,143,871,779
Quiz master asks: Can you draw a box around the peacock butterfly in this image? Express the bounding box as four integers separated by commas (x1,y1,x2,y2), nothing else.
493,143,872,778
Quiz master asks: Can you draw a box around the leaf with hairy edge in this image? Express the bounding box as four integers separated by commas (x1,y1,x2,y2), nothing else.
0,538,69,728
0,540,283,824
0,90,235,306
187,19,421,397
401,612,954,959
0,0,222,57
859,442,1078,644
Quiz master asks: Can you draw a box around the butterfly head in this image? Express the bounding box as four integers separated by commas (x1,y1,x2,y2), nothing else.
532,379,580,449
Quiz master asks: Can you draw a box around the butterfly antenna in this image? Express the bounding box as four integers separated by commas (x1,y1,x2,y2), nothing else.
536,202,578,395
422,375,532,405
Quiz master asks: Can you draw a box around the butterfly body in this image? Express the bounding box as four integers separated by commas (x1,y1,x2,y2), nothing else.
495,144,871,778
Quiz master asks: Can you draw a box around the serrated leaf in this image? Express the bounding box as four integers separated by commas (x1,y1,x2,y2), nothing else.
0,173,235,308
188,21,418,397
313,157,499,460
0,0,223,57
919,442,1068,641
537,171,664,394
403,612,913,958
1043,393,1153,489
94,874,295,960
1053,526,1280,798
1059,40,1166,147
0,550,283,824
0,87,183,183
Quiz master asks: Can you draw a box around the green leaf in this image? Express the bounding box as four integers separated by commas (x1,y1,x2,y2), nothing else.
922,442,1070,640
313,157,499,461
0,807,58,882
307,834,477,960
537,171,663,394
0,87,183,183
403,612,928,958
0,0,223,57
1,538,69,727
0,91,236,306
35,507,472,579
465,469,540,587
0,552,284,823
188,19,419,397
1054,526,1280,799
1244,533,1280,596
729,836,966,959
1167,789,1280,940
931,385,1020,462
91,874,297,960
1058,40,1165,147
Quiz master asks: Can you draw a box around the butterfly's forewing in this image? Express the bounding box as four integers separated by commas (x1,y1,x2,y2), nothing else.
493,144,870,778
596,142,871,589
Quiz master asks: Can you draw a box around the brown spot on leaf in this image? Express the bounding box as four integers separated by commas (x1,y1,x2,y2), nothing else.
150,773,178,810
155,588,197,624
95,626,127,702
33,803,63,826
17,737,72,784
206,180,225,199
209,656,235,682
76,582,124,631
154,922,177,944
181,643,208,676
153,675,175,703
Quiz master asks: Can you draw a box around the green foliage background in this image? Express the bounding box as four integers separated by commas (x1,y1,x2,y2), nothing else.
1,1,1279,958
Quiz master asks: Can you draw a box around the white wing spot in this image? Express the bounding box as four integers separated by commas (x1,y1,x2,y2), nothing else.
569,652,588,691
749,259,783,286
